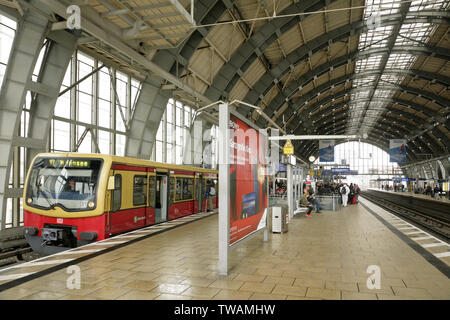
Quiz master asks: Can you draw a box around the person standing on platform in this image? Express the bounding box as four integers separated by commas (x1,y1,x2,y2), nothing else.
349,183,355,204
340,183,350,207
425,184,432,197
434,185,441,199
354,184,360,204
205,180,214,212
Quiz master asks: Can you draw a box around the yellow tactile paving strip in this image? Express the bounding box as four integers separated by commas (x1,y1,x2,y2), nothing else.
0,204,449,300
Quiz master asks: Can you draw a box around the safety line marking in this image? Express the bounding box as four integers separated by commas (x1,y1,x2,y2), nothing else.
114,234,142,238
88,241,128,245
410,236,434,241
54,249,103,255
8,259,74,268
0,273,33,281
404,231,426,235
434,252,450,258
422,243,449,248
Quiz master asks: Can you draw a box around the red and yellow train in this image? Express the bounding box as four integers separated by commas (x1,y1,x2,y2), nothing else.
23,153,218,255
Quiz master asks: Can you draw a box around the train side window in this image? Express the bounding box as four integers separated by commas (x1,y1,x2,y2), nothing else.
112,175,122,212
183,178,193,200
149,176,156,208
133,175,147,206
193,178,197,200
213,179,218,196
175,178,183,201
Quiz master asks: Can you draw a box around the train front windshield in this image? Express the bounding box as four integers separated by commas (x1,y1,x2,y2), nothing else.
26,157,103,211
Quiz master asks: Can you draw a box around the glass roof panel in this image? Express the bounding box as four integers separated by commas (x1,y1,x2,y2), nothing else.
409,0,449,12
346,0,447,135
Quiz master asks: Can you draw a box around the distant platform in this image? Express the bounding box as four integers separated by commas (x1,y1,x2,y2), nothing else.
367,188,450,204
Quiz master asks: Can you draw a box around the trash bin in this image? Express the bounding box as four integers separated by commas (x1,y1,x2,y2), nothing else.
271,206,288,233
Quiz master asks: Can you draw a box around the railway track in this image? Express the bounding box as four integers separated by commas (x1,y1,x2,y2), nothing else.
0,246,40,270
361,191,450,242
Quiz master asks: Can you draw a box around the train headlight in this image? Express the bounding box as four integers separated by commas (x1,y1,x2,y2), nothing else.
88,201,95,208
27,198,32,204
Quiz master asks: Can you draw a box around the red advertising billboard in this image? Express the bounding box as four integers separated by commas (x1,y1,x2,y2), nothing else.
229,114,268,245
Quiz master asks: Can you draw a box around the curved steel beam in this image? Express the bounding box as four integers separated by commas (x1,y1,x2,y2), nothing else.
431,127,450,150
310,101,430,127
314,113,416,136
0,7,49,231
288,86,446,157
212,11,448,102
221,12,450,117
240,45,449,118
302,126,417,162
126,1,226,158
167,1,228,76
286,87,436,125
306,101,430,130
297,120,427,160
266,74,450,131
304,107,443,155
203,0,344,100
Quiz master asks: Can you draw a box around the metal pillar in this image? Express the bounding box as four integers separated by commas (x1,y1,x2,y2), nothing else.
0,9,48,235
26,30,79,168
287,163,293,219
183,117,213,167
218,103,230,275
125,77,170,159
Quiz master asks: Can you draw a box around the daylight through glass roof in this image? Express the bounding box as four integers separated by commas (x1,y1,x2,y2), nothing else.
346,0,449,136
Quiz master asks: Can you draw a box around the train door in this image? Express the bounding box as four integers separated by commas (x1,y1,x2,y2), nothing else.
155,174,168,223
196,175,203,213
108,173,122,235
147,174,156,225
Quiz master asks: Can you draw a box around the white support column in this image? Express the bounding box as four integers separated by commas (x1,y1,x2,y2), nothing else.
293,166,297,206
287,163,293,219
218,103,230,275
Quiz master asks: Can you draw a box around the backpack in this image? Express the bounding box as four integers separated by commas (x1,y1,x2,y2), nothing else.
341,187,346,195
209,187,216,196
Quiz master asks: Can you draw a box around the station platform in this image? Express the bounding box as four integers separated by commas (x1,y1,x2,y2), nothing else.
370,188,450,203
0,199,449,300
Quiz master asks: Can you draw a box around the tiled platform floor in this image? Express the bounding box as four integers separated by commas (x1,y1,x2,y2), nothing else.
0,203,449,300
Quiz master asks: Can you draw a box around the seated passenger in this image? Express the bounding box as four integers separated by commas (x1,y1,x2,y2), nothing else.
307,186,321,213
299,189,313,217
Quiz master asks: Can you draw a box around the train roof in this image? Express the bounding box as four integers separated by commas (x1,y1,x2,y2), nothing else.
33,153,218,174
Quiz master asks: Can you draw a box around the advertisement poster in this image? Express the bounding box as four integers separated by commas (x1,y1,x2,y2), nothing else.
389,139,406,163
229,114,268,246
319,140,335,162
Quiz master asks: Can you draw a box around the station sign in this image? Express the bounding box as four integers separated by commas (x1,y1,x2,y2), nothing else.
283,140,294,155
331,167,350,173
319,140,335,162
